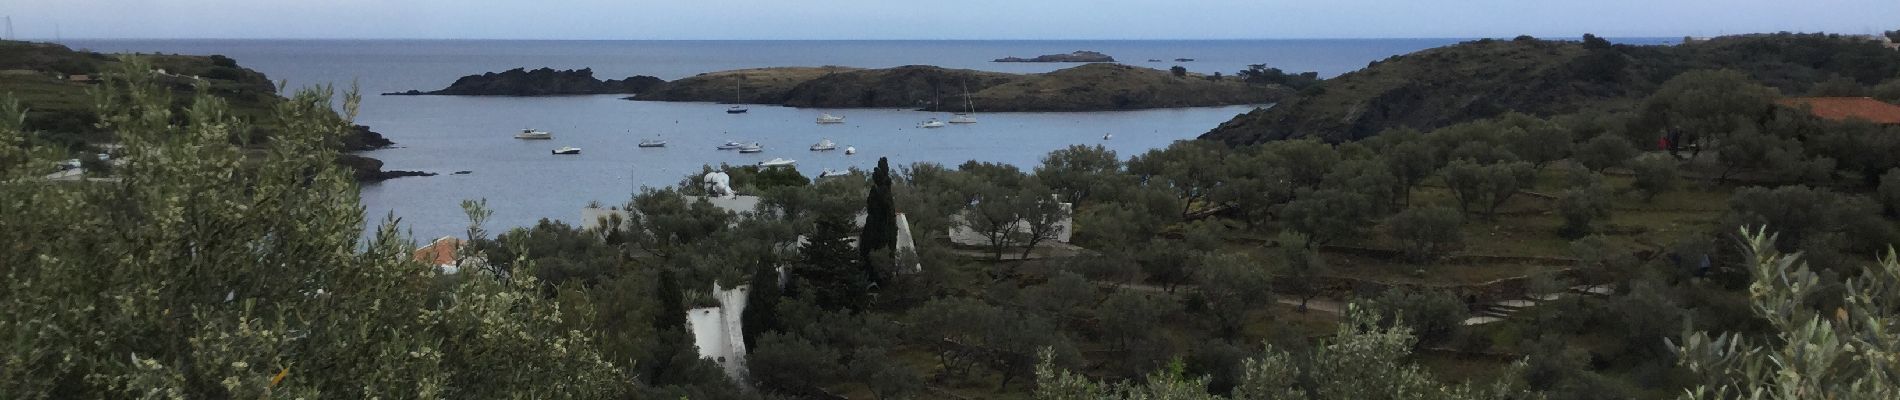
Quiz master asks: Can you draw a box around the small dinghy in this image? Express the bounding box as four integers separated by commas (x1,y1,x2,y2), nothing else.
552,146,581,155
816,114,845,124
844,146,857,155
638,138,666,148
717,141,745,150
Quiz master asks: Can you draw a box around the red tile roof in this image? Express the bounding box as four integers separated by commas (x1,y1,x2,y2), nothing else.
413,236,462,266
1778,97,1900,125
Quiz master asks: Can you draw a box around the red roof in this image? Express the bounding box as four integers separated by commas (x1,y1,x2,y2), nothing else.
413,236,462,266
1778,97,1900,125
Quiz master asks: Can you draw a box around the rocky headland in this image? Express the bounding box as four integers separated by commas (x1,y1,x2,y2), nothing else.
385,67,664,96
993,50,1115,63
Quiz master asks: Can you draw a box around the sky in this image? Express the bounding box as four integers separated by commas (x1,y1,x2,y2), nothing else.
2,0,1897,40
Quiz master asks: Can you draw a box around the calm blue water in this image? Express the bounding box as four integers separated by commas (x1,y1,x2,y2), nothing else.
55,39,1674,238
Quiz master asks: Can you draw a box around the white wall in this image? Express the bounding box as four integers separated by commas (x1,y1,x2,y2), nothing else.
685,283,750,383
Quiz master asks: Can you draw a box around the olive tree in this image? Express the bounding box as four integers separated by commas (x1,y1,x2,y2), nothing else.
0,60,626,398
1386,206,1465,264
1672,228,1900,399
1442,160,1536,219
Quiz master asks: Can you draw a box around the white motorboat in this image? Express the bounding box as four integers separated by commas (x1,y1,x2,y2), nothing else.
949,113,977,124
717,141,745,150
515,129,552,140
638,138,667,148
757,158,797,167
810,138,838,151
816,114,845,124
726,105,749,114
738,143,764,153
1103,133,1113,140
844,146,857,155
551,146,581,155
817,168,845,178
919,118,946,128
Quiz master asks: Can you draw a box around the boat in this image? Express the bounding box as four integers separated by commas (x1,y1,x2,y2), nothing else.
551,146,581,155
1103,133,1113,140
1174,58,1195,62
717,141,745,150
919,118,946,128
810,138,838,151
816,114,845,124
817,168,845,178
757,158,797,167
738,143,764,153
725,75,749,114
1147,59,1162,62
638,138,667,148
515,129,552,140
949,82,978,124
844,146,857,155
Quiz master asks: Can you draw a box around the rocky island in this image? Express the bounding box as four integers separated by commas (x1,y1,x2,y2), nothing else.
385,67,664,96
634,63,1288,112
993,50,1115,63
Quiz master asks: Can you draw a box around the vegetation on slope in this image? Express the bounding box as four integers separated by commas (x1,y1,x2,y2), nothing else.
636,63,1290,112
1203,33,1900,144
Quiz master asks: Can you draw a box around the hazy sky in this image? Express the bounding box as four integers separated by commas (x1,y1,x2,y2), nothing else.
2,0,1896,40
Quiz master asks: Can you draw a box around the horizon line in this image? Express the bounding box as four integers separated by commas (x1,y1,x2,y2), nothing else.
19,35,1689,42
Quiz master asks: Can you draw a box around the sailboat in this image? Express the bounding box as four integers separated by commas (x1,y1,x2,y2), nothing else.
726,75,749,114
949,81,978,124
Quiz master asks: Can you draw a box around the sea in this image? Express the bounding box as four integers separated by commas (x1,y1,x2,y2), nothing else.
55,39,1673,240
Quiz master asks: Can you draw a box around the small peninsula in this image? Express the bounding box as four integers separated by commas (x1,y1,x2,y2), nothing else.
385,67,663,96
993,50,1115,63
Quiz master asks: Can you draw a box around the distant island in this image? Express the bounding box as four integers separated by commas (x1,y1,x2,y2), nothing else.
385,67,663,96
993,50,1115,63
632,63,1287,112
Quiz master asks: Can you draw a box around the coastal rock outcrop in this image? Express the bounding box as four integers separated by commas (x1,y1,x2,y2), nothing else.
337,154,435,182
994,50,1115,63
386,67,663,96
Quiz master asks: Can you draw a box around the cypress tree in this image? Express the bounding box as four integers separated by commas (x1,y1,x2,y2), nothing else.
654,268,687,332
740,257,781,352
804,210,870,311
858,157,897,284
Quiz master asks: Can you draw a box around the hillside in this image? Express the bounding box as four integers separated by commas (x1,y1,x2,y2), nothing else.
0,40,403,181
636,63,1289,112
385,67,663,96
1202,33,1900,144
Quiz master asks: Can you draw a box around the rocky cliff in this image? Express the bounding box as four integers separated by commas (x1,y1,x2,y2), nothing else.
386,67,663,96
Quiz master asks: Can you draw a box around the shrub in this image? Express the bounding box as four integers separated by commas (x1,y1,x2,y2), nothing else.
1363,287,1469,347
1574,134,1637,171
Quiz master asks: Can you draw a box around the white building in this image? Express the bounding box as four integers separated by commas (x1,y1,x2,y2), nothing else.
686,282,750,382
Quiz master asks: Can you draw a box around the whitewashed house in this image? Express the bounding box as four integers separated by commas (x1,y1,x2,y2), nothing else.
686,283,750,382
